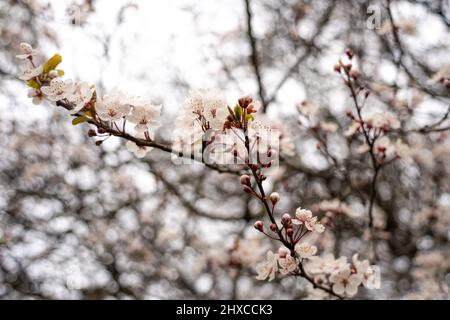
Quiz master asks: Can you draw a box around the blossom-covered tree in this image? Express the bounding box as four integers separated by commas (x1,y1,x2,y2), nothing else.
1,0,449,300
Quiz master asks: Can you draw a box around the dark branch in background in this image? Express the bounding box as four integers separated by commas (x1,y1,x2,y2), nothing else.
244,0,268,112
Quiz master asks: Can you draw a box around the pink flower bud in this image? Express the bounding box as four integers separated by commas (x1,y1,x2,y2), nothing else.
281,213,291,226
269,192,280,206
254,221,264,232
240,174,251,186
270,223,278,232
286,228,294,237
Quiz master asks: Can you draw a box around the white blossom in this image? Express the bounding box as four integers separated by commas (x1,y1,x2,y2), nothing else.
96,93,132,121
278,253,297,275
255,251,279,281
291,208,325,233
329,266,362,297
41,78,75,102
127,102,161,133
27,89,43,105
352,254,380,289
295,243,318,259
19,65,43,81
184,88,228,130
66,82,94,113
16,42,38,60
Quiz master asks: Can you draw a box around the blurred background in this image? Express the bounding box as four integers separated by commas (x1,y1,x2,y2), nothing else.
0,0,449,299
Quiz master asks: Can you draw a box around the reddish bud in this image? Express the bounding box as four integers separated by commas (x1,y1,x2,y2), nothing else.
270,223,278,232
281,213,291,226
345,48,354,59
238,96,253,108
247,104,256,113
240,174,251,186
286,228,294,237
97,127,106,134
95,140,103,146
87,129,97,137
254,221,264,232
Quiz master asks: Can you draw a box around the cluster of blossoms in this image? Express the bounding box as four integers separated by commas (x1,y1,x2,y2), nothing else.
331,49,412,165
16,42,161,158
305,254,380,297
254,207,324,281
18,44,380,299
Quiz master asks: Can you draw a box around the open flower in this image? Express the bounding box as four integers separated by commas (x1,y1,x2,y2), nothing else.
183,88,228,131
16,42,38,60
295,243,318,259
27,89,43,105
19,65,43,81
127,102,161,133
278,253,297,275
292,208,325,233
329,266,362,297
96,93,132,121
255,250,279,281
352,254,380,289
41,78,75,102
66,82,94,113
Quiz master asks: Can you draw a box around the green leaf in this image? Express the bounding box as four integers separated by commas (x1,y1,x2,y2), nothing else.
84,110,94,118
246,114,254,121
43,54,62,73
56,69,65,76
234,105,242,120
72,116,89,125
27,79,40,89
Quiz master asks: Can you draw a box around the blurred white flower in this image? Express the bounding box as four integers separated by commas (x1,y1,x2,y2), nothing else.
320,121,338,133
366,111,400,130
394,139,412,160
298,101,319,116
344,121,361,136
